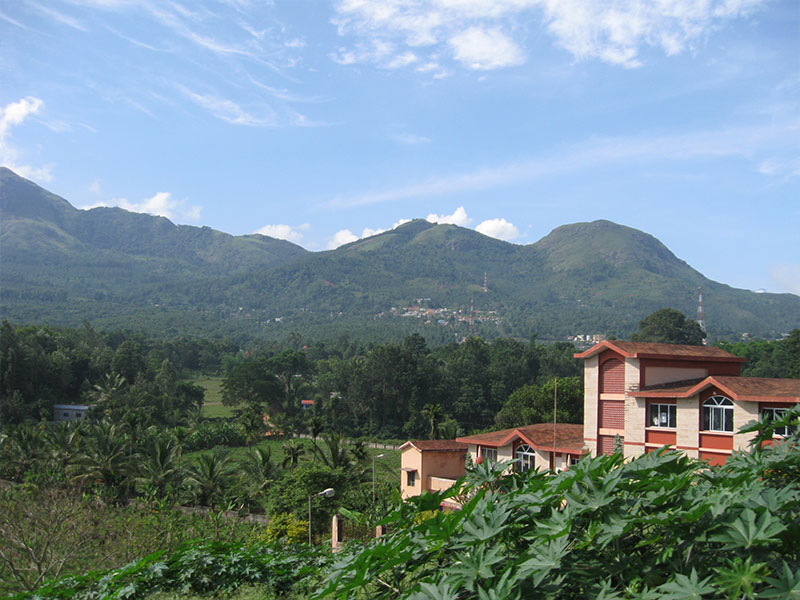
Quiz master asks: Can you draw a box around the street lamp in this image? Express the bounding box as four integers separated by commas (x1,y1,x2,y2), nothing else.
308,487,335,545
372,453,386,503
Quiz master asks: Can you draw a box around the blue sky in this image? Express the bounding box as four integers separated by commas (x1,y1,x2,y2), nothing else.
1,0,798,295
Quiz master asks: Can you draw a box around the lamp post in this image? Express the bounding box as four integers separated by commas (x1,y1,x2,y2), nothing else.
372,453,385,503
308,487,335,545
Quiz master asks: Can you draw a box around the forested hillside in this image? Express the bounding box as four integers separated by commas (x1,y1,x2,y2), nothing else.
2,168,797,343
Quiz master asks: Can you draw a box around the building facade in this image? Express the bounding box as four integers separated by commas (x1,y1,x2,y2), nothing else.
575,340,799,465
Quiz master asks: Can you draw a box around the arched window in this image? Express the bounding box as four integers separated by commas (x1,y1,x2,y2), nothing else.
702,395,733,432
514,444,536,472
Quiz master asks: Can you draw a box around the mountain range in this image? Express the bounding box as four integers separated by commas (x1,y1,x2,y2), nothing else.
1,167,797,344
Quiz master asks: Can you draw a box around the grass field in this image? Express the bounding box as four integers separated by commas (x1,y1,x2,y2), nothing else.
191,376,234,418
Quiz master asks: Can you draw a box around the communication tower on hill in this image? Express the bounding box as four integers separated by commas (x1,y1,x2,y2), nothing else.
697,287,707,342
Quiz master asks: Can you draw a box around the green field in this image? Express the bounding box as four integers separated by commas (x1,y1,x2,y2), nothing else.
192,376,234,418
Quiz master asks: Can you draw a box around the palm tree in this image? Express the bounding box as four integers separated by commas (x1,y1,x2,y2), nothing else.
421,403,444,440
281,440,305,469
184,450,234,507
136,435,182,500
311,432,351,469
72,420,133,500
242,446,277,507
44,420,84,475
4,423,45,480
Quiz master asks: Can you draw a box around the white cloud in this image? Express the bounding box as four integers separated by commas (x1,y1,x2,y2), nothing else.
476,218,520,241
176,85,279,127
80,192,203,222
329,229,358,249
254,223,306,243
332,0,769,72
770,263,800,296
390,131,431,145
89,179,102,195
0,96,53,182
426,206,471,226
449,27,524,70
328,219,412,249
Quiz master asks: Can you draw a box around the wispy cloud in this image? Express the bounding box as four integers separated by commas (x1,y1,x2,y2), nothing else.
29,1,88,31
770,263,800,296
176,84,278,126
332,0,769,72
0,97,53,182
330,119,800,208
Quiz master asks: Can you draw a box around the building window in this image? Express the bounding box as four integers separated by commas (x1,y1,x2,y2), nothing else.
514,444,536,472
480,447,497,463
407,470,416,487
702,395,733,432
762,407,795,437
648,403,676,428
568,455,581,466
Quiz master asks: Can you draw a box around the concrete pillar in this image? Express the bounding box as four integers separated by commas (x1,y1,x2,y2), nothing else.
583,355,599,457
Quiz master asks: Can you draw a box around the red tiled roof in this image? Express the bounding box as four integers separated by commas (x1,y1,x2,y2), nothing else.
632,376,800,403
457,423,586,454
400,440,469,452
574,340,745,362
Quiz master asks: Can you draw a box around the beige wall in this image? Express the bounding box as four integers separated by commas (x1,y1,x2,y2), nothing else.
583,355,599,457
676,396,699,458
623,358,644,458
644,366,707,386
400,447,423,499
733,400,759,451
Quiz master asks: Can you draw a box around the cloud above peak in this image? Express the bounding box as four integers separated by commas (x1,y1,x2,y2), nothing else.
80,191,202,223
0,97,53,182
426,206,471,226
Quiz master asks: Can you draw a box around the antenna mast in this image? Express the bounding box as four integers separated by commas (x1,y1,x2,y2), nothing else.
697,286,706,338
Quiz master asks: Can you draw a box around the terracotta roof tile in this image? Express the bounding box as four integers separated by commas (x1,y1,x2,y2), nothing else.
457,423,586,454
400,440,468,452
574,340,745,362
632,376,800,402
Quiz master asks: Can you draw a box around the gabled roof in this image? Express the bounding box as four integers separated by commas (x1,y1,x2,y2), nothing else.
574,340,746,363
457,423,586,454
400,440,468,452
631,376,800,403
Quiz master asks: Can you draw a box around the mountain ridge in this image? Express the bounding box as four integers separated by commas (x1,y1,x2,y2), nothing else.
1,168,797,342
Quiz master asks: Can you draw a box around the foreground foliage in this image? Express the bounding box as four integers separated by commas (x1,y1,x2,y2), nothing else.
321,410,800,599
20,410,800,599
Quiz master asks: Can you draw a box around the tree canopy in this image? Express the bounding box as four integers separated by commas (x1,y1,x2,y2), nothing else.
631,308,705,345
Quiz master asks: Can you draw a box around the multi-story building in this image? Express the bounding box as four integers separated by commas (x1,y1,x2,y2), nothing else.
575,340,800,465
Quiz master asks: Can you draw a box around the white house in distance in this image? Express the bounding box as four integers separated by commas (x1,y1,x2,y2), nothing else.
53,404,89,422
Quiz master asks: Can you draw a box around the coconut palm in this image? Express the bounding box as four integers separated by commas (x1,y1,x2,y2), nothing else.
43,420,84,475
184,450,234,507
72,420,134,501
136,435,182,500
281,440,305,469
241,446,277,507
311,432,351,469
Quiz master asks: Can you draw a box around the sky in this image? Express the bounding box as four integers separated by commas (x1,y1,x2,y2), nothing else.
1,0,799,296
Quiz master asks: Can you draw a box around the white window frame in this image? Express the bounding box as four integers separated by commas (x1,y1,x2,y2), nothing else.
702,395,733,432
648,403,676,428
762,407,794,437
514,444,536,473
480,447,497,463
